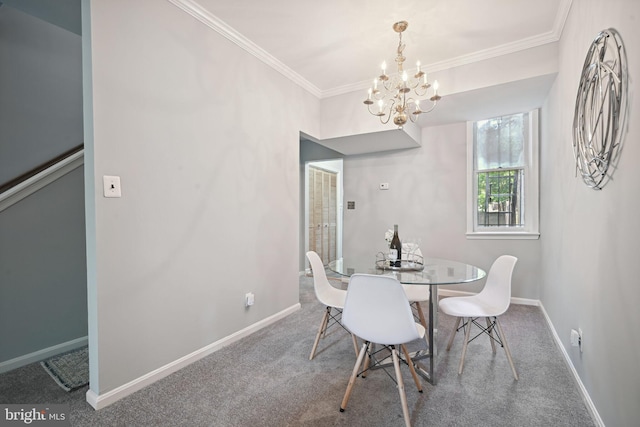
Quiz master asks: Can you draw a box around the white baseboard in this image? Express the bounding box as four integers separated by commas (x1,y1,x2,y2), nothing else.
438,290,602,426
0,336,88,374
538,303,604,427
86,303,301,410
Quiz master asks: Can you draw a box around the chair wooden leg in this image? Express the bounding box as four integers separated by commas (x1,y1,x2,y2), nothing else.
392,348,412,427
495,318,518,380
459,317,472,375
321,308,331,338
401,344,422,393
447,317,461,351
351,334,359,358
486,317,497,353
340,342,369,412
309,308,330,360
361,343,372,378
414,302,428,330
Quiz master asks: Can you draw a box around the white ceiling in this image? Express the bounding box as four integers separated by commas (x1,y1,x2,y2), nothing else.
196,0,571,96
5,0,571,154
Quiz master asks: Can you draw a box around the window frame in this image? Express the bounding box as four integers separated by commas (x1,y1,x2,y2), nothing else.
466,109,540,240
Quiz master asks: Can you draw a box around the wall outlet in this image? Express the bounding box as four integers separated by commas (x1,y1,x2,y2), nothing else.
578,328,583,352
571,328,583,352
379,182,389,190
570,329,580,346
245,292,255,307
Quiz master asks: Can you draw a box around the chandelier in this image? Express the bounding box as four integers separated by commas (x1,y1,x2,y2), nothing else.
364,21,441,129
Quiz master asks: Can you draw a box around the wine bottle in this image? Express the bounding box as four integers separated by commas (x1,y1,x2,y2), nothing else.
389,224,402,267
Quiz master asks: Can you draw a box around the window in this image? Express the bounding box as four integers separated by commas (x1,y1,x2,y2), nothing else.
467,110,539,239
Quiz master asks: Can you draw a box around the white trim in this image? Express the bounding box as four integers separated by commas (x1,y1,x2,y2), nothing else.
466,110,540,239
0,336,88,374
0,149,84,213
552,0,574,41
166,0,322,98
466,121,475,234
86,303,301,410
465,232,540,240
322,0,573,98
539,303,604,427
166,0,573,100
437,287,602,426
332,31,567,99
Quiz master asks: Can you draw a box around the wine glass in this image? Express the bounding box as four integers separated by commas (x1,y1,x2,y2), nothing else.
403,237,415,265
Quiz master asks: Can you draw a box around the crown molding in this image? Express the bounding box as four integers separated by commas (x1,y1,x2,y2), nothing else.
166,0,322,98
323,30,565,99
552,0,573,40
168,0,573,100
323,0,573,99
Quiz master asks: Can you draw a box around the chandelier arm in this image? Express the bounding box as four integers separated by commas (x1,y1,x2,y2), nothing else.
414,85,429,97
382,98,399,124
379,110,393,124
367,103,386,117
407,79,422,91
366,99,395,125
382,77,397,93
420,100,438,114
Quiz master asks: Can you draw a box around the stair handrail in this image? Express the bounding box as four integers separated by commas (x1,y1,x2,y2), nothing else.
0,144,84,213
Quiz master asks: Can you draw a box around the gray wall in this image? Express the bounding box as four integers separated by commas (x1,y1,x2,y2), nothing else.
77,1,640,423
0,167,87,363
0,3,86,367
84,0,320,396
341,123,541,299
332,2,640,424
0,5,83,185
1,0,81,35
540,0,640,425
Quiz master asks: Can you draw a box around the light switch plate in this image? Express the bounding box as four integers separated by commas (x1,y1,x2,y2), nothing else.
103,175,122,198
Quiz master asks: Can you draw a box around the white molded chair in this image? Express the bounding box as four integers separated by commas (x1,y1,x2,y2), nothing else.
438,255,519,380
306,251,359,360
339,274,426,427
401,244,429,329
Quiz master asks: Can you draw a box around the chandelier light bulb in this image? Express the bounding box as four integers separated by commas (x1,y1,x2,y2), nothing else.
416,60,421,72
402,71,408,82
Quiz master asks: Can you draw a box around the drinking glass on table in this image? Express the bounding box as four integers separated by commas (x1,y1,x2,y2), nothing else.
404,237,422,265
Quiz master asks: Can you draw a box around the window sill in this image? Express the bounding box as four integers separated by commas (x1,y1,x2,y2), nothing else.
466,231,540,240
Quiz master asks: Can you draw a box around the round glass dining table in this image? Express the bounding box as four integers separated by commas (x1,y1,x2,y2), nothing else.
328,257,486,384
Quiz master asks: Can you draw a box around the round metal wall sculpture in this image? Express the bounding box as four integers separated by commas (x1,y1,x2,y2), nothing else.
573,28,628,190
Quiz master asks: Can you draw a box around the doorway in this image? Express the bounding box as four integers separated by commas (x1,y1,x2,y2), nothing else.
305,160,343,265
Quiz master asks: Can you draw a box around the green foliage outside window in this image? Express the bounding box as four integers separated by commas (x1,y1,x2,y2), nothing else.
474,113,527,227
